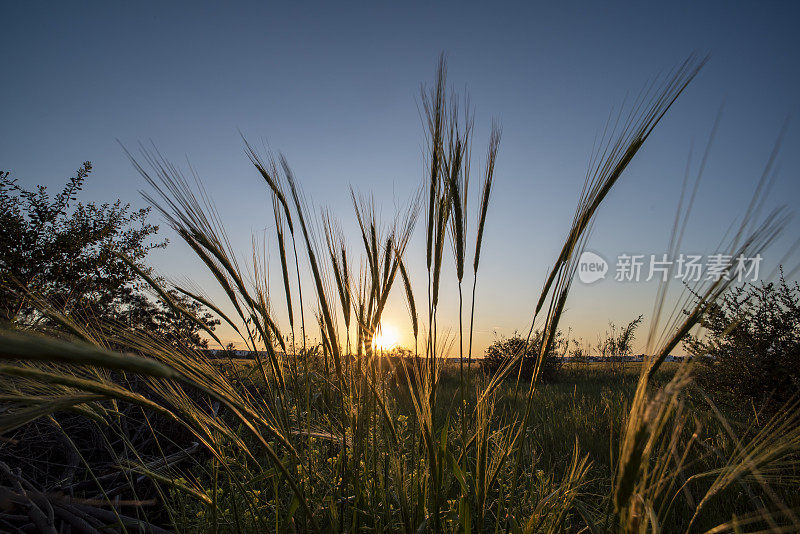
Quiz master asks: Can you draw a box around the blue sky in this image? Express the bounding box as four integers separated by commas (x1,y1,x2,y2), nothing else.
2,1,799,354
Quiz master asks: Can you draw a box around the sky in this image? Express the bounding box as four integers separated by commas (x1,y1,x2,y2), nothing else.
2,1,799,355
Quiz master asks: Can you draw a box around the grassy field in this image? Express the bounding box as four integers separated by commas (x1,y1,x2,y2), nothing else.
157,360,797,532
1,54,798,533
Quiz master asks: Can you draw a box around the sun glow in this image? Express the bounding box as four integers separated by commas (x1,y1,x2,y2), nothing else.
372,323,400,351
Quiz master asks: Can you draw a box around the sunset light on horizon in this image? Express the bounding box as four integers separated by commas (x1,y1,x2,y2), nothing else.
372,323,401,352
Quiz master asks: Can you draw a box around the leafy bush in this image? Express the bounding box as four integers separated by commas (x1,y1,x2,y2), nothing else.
480,329,566,382
685,271,800,409
0,163,218,347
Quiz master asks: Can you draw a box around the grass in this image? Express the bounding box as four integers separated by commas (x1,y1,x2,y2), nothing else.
1,53,799,533
151,361,798,532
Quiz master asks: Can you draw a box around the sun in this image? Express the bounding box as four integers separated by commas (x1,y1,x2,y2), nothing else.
372,323,400,351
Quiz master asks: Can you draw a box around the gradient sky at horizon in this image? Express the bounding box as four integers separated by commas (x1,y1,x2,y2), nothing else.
2,1,799,355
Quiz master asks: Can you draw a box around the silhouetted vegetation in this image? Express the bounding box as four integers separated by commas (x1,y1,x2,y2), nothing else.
686,270,800,411
480,330,566,381
596,314,644,373
0,164,218,348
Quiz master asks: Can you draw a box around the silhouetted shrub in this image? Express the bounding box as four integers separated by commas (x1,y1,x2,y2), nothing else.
685,271,800,410
0,163,218,348
596,314,644,374
480,329,565,382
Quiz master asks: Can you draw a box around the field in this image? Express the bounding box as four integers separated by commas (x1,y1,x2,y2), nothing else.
153,360,797,532
1,54,798,533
